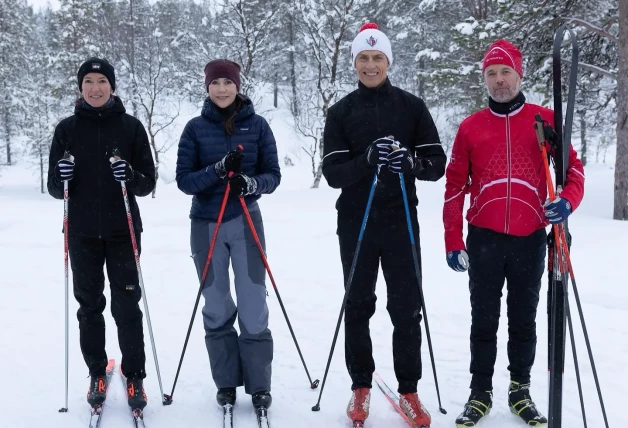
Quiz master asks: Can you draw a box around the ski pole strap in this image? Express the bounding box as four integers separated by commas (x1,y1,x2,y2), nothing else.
534,114,560,151
534,114,546,151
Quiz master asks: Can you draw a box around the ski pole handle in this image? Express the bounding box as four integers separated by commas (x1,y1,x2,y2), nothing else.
62,150,75,162
534,114,546,151
111,148,122,163
227,145,245,179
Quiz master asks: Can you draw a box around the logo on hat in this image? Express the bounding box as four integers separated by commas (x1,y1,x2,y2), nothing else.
366,36,377,47
91,63,101,70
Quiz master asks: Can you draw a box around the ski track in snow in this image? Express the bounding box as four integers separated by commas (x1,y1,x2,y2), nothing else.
0,161,624,428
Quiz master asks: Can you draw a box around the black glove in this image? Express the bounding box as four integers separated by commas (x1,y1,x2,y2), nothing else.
386,146,416,174
110,159,135,182
54,158,75,181
366,137,394,167
229,173,258,196
215,149,244,179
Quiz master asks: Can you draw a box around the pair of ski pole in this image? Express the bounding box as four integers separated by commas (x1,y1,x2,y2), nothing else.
59,149,166,412
164,145,319,404
312,143,447,414
534,116,609,428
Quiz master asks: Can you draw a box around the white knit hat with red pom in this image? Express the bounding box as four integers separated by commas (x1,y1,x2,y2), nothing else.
351,23,393,68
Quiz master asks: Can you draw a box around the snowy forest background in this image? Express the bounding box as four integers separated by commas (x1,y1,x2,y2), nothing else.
0,0,625,219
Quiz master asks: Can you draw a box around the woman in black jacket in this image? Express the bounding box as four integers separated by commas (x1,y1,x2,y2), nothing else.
47,57,155,411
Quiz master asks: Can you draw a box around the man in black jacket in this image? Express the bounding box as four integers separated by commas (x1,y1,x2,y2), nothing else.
322,22,446,427
47,57,155,410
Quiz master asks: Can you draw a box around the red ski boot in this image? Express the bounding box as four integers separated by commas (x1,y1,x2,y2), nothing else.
347,387,371,427
399,392,431,427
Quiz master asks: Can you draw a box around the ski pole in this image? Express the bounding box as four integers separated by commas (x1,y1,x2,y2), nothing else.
535,118,610,428
393,145,446,414
312,173,378,412
235,189,319,390
164,174,231,404
556,225,609,428
564,285,588,427
59,150,73,413
111,149,167,405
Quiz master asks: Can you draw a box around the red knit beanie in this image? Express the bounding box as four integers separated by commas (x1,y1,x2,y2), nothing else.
482,39,523,77
204,59,241,92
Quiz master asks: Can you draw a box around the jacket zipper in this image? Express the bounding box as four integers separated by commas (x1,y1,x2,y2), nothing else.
505,114,512,234
98,119,103,239
226,130,233,218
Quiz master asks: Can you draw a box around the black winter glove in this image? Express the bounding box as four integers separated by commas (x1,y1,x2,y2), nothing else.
54,158,75,182
110,159,135,182
215,149,244,179
229,173,258,196
386,146,416,174
366,137,394,167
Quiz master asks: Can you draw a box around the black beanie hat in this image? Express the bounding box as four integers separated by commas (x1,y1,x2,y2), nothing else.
77,57,116,91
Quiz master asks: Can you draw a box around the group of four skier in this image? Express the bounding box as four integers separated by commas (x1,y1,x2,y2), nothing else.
47,21,584,427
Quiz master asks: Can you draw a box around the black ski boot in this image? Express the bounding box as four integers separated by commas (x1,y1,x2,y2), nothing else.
508,381,548,426
252,391,272,409
217,387,236,406
126,377,147,410
455,390,492,427
87,374,108,406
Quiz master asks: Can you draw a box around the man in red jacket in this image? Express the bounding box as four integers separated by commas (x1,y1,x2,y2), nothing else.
443,39,585,427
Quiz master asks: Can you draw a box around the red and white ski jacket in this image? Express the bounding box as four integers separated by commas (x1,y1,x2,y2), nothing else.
443,103,585,252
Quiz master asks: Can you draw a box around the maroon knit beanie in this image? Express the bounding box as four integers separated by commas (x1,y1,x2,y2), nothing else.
204,59,241,92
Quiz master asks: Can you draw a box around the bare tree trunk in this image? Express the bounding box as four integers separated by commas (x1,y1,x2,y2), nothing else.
580,112,587,166
288,10,298,116
150,134,159,198
418,58,425,99
3,106,11,166
311,133,324,188
130,0,138,117
39,146,44,193
311,161,323,188
273,73,278,108
615,0,628,220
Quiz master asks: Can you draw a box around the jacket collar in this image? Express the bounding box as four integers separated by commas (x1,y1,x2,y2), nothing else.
488,91,526,116
201,95,255,123
74,96,126,117
356,77,392,99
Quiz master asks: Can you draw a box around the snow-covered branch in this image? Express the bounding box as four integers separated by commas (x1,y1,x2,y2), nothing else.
562,16,618,42
563,59,617,81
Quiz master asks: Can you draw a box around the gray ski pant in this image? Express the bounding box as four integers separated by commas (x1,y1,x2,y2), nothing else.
190,205,273,394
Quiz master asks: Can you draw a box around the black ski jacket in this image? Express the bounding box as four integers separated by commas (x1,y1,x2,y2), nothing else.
47,97,155,238
322,78,446,221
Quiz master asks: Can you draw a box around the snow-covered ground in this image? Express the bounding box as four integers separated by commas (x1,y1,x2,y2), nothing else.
0,102,624,427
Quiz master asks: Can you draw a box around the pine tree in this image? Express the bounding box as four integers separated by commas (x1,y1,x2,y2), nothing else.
0,0,32,165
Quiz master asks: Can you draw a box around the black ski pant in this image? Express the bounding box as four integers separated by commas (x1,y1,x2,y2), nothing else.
338,211,423,394
68,234,146,379
466,224,546,392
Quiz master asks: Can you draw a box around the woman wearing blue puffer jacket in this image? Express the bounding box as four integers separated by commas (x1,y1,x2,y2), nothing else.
175,59,281,411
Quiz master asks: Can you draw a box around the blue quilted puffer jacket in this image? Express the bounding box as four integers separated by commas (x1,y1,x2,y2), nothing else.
176,96,281,221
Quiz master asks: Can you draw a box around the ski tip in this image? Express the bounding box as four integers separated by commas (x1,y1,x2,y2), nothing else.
311,403,320,412
162,394,173,406
352,420,365,428
58,407,68,413
311,379,320,389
